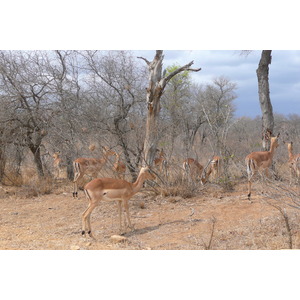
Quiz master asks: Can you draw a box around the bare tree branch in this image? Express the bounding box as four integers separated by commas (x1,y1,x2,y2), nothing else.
137,56,151,66
161,61,201,89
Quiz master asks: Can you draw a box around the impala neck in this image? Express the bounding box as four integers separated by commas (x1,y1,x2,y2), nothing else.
288,144,294,160
269,140,278,158
201,167,212,184
132,170,148,194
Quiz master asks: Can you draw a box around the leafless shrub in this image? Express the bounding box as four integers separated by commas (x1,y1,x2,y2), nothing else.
2,170,24,186
260,178,300,249
15,176,54,198
202,216,217,250
152,164,204,199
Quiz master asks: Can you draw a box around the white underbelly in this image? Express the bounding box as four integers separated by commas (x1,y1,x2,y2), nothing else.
102,189,127,201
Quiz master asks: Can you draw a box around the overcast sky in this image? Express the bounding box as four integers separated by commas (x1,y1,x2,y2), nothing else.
2,2,299,120
134,50,300,118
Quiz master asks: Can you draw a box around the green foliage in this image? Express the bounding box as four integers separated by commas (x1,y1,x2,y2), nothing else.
163,64,192,109
165,64,191,88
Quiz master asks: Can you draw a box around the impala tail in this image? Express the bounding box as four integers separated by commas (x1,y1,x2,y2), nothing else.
246,158,255,179
183,161,190,174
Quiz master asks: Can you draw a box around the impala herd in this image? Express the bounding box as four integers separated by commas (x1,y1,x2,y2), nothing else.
52,133,300,238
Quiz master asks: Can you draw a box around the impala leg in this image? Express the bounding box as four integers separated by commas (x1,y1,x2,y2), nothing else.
265,168,269,178
73,169,83,198
81,204,89,235
81,202,97,238
247,171,255,203
296,167,300,184
73,174,80,198
73,169,79,198
247,180,252,201
289,167,293,185
73,181,78,198
118,200,123,233
124,199,134,230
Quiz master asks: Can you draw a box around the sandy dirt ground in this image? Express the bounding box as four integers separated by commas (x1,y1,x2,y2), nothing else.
1,179,300,250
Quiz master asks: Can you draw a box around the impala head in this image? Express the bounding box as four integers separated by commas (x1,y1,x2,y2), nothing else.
140,166,156,181
53,152,60,159
156,148,165,157
271,133,280,148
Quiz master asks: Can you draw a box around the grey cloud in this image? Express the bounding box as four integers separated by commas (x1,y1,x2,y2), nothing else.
134,50,300,118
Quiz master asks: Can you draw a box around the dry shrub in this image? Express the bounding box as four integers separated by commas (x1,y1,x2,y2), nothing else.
167,197,181,203
155,171,203,199
2,171,24,186
16,176,54,198
217,175,236,192
159,183,199,199
3,165,39,186
2,164,57,198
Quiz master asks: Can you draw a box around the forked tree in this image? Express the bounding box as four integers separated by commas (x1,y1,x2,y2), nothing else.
138,50,201,166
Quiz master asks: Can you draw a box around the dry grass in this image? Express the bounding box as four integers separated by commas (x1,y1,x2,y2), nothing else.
1,179,300,250
17,177,55,198
1,160,300,250
1,166,64,198
152,170,204,199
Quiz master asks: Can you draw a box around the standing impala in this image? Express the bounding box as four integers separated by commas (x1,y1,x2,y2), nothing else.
286,141,300,182
81,166,156,238
154,149,168,177
182,158,204,181
73,146,116,198
245,133,280,201
113,151,126,179
52,151,63,179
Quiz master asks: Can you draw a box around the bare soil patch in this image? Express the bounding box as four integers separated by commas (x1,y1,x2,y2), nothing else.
1,180,300,250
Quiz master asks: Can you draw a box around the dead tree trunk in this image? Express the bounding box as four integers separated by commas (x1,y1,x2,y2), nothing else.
256,50,274,150
138,50,201,166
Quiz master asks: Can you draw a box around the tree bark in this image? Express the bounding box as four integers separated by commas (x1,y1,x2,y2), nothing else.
0,145,6,183
256,50,274,150
29,145,44,178
139,50,201,166
27,129,47,178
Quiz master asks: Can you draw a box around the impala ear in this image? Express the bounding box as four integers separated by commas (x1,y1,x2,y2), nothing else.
277,133,280,138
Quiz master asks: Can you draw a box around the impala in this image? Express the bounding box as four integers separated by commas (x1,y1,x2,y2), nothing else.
154,149,168,177
81,166,156,238
73,146,116,198
245,133,280,201
52,151,62,179
286,141,300,182
182,158,204,181
201,156,221,184
113,151,126,179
